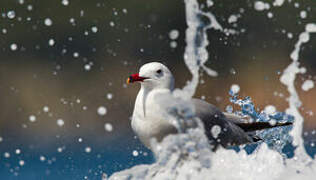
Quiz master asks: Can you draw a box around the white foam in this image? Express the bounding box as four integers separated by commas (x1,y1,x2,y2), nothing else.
301,80,314,91
273,0,285,7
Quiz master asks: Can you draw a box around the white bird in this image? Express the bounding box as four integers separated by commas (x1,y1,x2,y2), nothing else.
127,62,292,150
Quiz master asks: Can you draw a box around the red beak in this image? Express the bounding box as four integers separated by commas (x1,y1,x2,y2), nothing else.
126,73,148,84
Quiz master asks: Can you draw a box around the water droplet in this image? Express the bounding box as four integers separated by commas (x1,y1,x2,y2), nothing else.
7,11,16,19
169,30,179,40
57,119,64,127
73,52,79,58
97,106,107,116
40,156,46,161
132,150,139,157
104,123,113,132
230,84,240,94
211,125,221,139
107,93,113,100
15,149,21,154
84,64,91,71
43,106,49,112
19,160,25,166
44,18,53,26
29,115,36,122
61,0,69,6
48,39,55,46
10,43,18,51
91,26,98,33
85,147,91,153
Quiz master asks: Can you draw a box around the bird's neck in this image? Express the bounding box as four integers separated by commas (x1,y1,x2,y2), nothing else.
134,86,171,119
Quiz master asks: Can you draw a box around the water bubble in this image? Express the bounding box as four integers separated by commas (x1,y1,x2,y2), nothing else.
15,149,21,154
85,147,91,153
78,138,83,142
73,52,79,58
302,80,314,91
10,43,18,51
264,105,276,115
48,39,55,46
57,119,64,127
169,30,179,40
69,18,75,25
61,0,69,6
228,15,238,23
230,68,236,75
91,26,98,33
43,106,49,112
300,11,307,19
267,12,273,18
4,152,10,158
230,84,240,94
109,21,115,27
19,160,25,166
84,64,91,71
7,11,16,19
170,41,177,48
132,150,139,157
107,93,113,100
273,0,284,7
225,105,233,113
0,137,3,142
2,28,7,34
211,125,221,139
29,115,36,122
104,123,113,132
287,32,293,39
44,18,53,26
122,9,128,14
97,106,107,116
40,156,46,161
206,0,214,7
80,10,84,17
57,147,63,152
269,119,277,126
27,5,33,11
18,0,25,4
254,1,269,11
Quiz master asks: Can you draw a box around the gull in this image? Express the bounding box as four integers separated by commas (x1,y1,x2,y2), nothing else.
127,62,292,150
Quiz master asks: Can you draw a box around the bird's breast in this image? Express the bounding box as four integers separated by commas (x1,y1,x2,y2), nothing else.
131,89,177,148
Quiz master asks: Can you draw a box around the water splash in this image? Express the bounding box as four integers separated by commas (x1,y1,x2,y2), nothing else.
108,2,316,180
229,92,294,124
177,0,221,99
280,23,316,161
229,92,294,153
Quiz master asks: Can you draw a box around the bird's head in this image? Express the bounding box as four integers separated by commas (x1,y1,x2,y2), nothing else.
127,62,175,90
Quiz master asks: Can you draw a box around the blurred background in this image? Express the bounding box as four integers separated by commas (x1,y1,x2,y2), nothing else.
0,0,315,179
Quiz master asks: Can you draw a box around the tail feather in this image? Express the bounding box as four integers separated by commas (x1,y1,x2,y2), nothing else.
237,121,293,132
223,112,293,132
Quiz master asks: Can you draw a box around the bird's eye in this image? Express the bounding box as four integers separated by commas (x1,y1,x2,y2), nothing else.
156,69,162,74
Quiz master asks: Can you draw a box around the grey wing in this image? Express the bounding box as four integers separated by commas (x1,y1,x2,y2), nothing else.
191,98,253,149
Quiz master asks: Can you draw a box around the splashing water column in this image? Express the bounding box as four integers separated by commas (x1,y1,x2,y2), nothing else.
280,23,316,162
179,0,221,99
